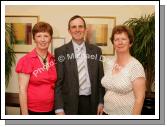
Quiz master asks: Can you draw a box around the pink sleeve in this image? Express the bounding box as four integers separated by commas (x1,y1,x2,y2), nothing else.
15,56,33,74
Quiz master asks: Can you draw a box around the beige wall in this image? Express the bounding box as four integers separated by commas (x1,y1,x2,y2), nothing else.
5,5,155,93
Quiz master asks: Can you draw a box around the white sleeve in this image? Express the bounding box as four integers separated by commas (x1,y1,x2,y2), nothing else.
130,61,146,81
103,58,114,75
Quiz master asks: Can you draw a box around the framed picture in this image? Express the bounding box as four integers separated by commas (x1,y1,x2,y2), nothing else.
51,37,65,55
83,16,116,55
5,15,39,53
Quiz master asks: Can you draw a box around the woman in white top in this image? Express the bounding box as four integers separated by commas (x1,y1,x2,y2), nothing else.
101,25,146,115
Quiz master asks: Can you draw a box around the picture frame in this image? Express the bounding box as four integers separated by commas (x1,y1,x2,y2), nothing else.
51,37,65,55
5,15,39,53
83,16,116,55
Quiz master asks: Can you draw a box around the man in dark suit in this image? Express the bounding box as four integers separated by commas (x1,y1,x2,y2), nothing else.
54,15,105,115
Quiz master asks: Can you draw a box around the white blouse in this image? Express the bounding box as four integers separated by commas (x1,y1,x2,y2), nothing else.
101,57,145,115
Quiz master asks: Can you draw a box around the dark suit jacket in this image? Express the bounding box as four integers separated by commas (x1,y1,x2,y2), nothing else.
54,41,105,115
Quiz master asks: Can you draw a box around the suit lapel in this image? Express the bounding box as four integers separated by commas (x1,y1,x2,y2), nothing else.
66,41,79,81
66,41,96,85
85,43,95,84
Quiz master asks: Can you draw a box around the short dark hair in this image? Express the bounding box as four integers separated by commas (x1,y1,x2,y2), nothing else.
68,15,86,29
110,25,134,44
32,21,53,39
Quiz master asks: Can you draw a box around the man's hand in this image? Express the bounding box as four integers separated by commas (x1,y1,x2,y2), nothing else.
97,104,104,115
56,111,65,115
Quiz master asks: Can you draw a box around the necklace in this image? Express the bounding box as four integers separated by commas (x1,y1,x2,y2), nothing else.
35,50,48,65
113,63,122,71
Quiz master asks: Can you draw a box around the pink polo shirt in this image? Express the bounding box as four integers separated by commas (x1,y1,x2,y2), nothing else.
16,49,57,112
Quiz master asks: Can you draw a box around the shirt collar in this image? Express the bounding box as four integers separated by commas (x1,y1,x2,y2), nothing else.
29,48,54,59
72,40,85,52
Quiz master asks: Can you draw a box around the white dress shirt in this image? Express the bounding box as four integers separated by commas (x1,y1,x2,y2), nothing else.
72,40,91,95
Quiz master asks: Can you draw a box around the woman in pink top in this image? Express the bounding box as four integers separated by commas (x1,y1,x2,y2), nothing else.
16,22,57,115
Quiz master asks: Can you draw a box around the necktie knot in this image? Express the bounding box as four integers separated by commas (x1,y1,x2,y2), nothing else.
77,46,84,52
76,46,84,59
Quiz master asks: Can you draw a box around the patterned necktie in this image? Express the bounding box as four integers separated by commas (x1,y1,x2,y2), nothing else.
77,47,87,88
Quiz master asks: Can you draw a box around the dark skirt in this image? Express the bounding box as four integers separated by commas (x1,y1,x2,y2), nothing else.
28,109,55,115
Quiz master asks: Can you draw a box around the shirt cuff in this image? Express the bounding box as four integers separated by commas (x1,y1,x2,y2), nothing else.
55,109,64,114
